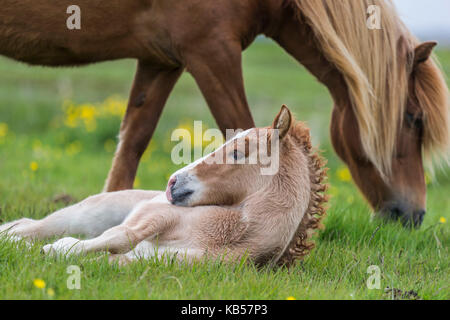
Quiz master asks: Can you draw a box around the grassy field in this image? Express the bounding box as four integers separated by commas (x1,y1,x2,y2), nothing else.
0,41,448,300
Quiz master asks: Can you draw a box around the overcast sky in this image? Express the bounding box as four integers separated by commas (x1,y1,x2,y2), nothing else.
395,0,450,41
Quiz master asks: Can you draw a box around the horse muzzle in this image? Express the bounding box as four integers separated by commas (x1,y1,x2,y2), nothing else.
379,200,426,228
165,173,198,206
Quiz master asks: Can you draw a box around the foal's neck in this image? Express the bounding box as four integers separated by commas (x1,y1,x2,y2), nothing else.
242,158,311,227
239,167,311,260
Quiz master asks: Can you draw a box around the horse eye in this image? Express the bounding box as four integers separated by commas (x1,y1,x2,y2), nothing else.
405,112,423,130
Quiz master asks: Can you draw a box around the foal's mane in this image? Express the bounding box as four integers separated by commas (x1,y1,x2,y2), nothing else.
277,121,328,267
289,0,450,175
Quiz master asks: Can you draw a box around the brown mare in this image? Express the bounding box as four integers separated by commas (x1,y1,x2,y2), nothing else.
1,0,448,227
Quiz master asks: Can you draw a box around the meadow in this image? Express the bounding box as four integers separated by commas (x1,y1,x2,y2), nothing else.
0,41,448,300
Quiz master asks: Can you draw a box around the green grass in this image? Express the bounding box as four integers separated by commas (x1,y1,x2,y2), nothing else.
0,41,448,300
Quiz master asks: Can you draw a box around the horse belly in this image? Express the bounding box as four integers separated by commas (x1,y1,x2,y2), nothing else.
0,0,143,66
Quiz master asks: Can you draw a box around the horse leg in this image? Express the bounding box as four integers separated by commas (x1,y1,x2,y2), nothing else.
185,40,255,135
104,62,183,192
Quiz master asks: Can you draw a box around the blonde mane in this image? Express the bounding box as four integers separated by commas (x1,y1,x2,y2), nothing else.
415,57,450,166
290,0,450,176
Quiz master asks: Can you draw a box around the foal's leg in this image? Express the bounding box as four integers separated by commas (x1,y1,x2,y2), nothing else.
42,202,179,256
102,243,204,266
0,191,161,240
104,62,182,192
185,40,255,135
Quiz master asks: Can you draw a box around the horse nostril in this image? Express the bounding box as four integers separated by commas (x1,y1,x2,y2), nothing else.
381,202,426,228
390,206,404,219
168,176,177,190
166,176,177,203
414,209,426,227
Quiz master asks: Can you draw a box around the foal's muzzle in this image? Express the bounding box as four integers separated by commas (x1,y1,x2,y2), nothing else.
165,173,195,206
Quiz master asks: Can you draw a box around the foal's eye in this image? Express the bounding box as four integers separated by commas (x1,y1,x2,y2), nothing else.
405,112,423,130
231,149,244,161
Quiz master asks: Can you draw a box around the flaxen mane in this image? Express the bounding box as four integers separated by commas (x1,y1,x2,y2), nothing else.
414,58,450,165
278,122,328,267
289,0,450,175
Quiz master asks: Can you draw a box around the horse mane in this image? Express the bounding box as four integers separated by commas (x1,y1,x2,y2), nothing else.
415,57,450,166
277,121,328,267
289,0,449,176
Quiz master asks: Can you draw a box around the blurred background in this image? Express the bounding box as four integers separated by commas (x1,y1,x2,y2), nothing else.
396,0,450,46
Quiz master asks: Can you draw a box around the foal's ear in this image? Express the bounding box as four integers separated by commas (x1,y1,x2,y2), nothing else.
414,41,437,67
272,105,292,139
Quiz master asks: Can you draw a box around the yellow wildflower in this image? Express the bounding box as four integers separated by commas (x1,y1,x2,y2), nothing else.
0,123,8,137
102,96,127,117
337,167,352,182
78,105,98,132
425,173,433,186
439,217,447,224
47,288,55,297
80,104,97,120
30,162,39,172
63,103,80,128
286,296,296,300
33,279,46,289
64,113,78,128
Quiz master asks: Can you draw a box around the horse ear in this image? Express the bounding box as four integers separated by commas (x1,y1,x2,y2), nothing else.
272,105,292,139
414,41,437,67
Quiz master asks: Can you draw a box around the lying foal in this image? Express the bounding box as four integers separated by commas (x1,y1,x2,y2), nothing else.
0,106,327,266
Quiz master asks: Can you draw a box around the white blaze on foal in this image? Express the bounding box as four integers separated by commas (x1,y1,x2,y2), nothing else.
0,106,328,266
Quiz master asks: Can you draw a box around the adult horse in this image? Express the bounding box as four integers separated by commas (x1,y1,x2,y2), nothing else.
1,0,448,226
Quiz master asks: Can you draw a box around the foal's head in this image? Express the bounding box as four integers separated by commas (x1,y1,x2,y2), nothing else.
331,41,449,227
166,106,304,207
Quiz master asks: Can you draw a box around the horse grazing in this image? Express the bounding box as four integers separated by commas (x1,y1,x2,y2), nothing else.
0,106,328,267
0,0,448,226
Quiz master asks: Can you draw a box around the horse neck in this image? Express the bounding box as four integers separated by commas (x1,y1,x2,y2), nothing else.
261,1,350,108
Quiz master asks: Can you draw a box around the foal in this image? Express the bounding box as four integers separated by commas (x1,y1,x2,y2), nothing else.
0,107,327,266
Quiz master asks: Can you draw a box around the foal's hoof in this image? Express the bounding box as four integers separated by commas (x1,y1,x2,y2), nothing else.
41,243,59,256
42,237,82,256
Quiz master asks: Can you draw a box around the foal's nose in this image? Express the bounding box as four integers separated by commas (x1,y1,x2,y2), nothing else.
165,176,177,202
165,173,195,206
